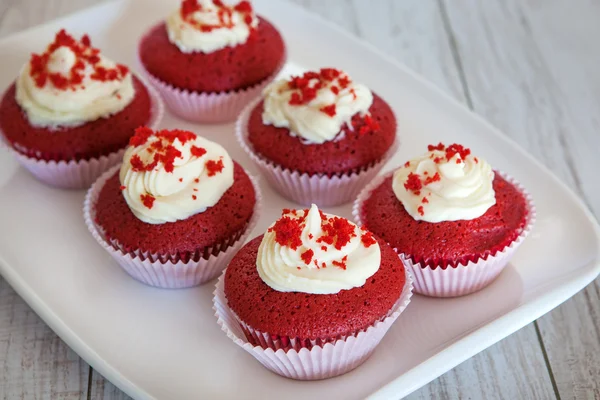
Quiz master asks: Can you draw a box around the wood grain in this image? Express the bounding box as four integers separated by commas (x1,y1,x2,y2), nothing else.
0,278,89,400
0,0,598,399
442,0,600,399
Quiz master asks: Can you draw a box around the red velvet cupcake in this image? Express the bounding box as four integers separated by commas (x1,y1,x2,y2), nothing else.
214,205,412,380
237,67,398,206
84,127,261,288
0,29,163,189
138,0,286,122
354,143,535,297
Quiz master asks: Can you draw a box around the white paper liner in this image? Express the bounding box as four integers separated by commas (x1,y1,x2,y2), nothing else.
353,170,536,297
83,164,263,289
1,76,164,190
236,98,400,207
213,267,413,380
137,24,285,123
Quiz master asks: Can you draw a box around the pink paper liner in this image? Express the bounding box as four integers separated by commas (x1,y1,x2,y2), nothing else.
236,98,400,207
83,164,263,289
137,24,286,123
353,170,536,298
213,268,413,380
1,75,164,190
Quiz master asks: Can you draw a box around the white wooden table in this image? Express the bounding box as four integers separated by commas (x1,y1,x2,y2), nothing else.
1,0,598,398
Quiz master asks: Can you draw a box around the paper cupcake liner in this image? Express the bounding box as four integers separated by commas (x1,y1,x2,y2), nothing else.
137,25,286,123
213,268,413,380
353,170,536,297
2,76,164,190
236,98,400,207
83,164,263,289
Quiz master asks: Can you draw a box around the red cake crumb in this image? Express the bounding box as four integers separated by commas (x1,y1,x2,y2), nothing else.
206,158,225,176
224,235,406,343
268,216,303,250
28,29,128,91
179,0,255,33
319,104,336,117
247,94,396,176
403,172,422,194
361,172,528,269
140,193,155,209
300,249,314,265
191,146,207,157
94,162,255,260
0,76,152,161
139,16,285,93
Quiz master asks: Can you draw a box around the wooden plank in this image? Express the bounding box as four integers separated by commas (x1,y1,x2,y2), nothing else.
0,1,104,399
0,278,90,400
442,0,600,399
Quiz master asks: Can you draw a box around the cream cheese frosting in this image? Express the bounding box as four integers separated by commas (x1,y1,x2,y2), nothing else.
257,204,381,294
392,143,496,223
120,127,234,224
166,0,258,54
15,29,134,129
262,68,373,144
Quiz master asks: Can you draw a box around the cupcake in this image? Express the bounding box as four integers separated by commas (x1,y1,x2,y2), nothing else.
0,29,163,189
84,127,261,289
354,143,535,297
138,0,286,122
214,204,412,380
237,67,398,207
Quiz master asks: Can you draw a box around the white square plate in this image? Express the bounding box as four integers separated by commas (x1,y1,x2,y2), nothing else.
0,1,598,399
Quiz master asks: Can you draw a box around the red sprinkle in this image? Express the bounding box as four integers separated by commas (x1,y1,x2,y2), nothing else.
206,158,225,177
140,193,155,209
300,249,314,265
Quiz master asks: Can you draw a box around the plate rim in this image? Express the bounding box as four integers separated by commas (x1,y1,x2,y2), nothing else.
0,1,598,399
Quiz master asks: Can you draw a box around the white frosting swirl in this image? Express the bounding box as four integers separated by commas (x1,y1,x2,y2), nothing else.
392,144,496,223
166,0,258,54
257,204,381,294
262,69,373,144
16,31,134,128
120,129,234,224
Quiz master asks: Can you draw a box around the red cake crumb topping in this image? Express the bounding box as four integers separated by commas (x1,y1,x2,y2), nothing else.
301,249,314,265
361,231,377,248
404,172,422,194
319,104,336,117
428,142,445,151
332,255,348,270
417,206,424,216
350,113,380,136
206,158,225,176
423,172,441,185
317,216,357,250
445,143,471,161
180,0,255,33
128,128,200,173
422,197,429,204
404,161,411,167
140,193,155,209
269,216,303,250
29,29,128,90
191,146,207,157
192,195,197,200
286,68,348,107
120,185,126,190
